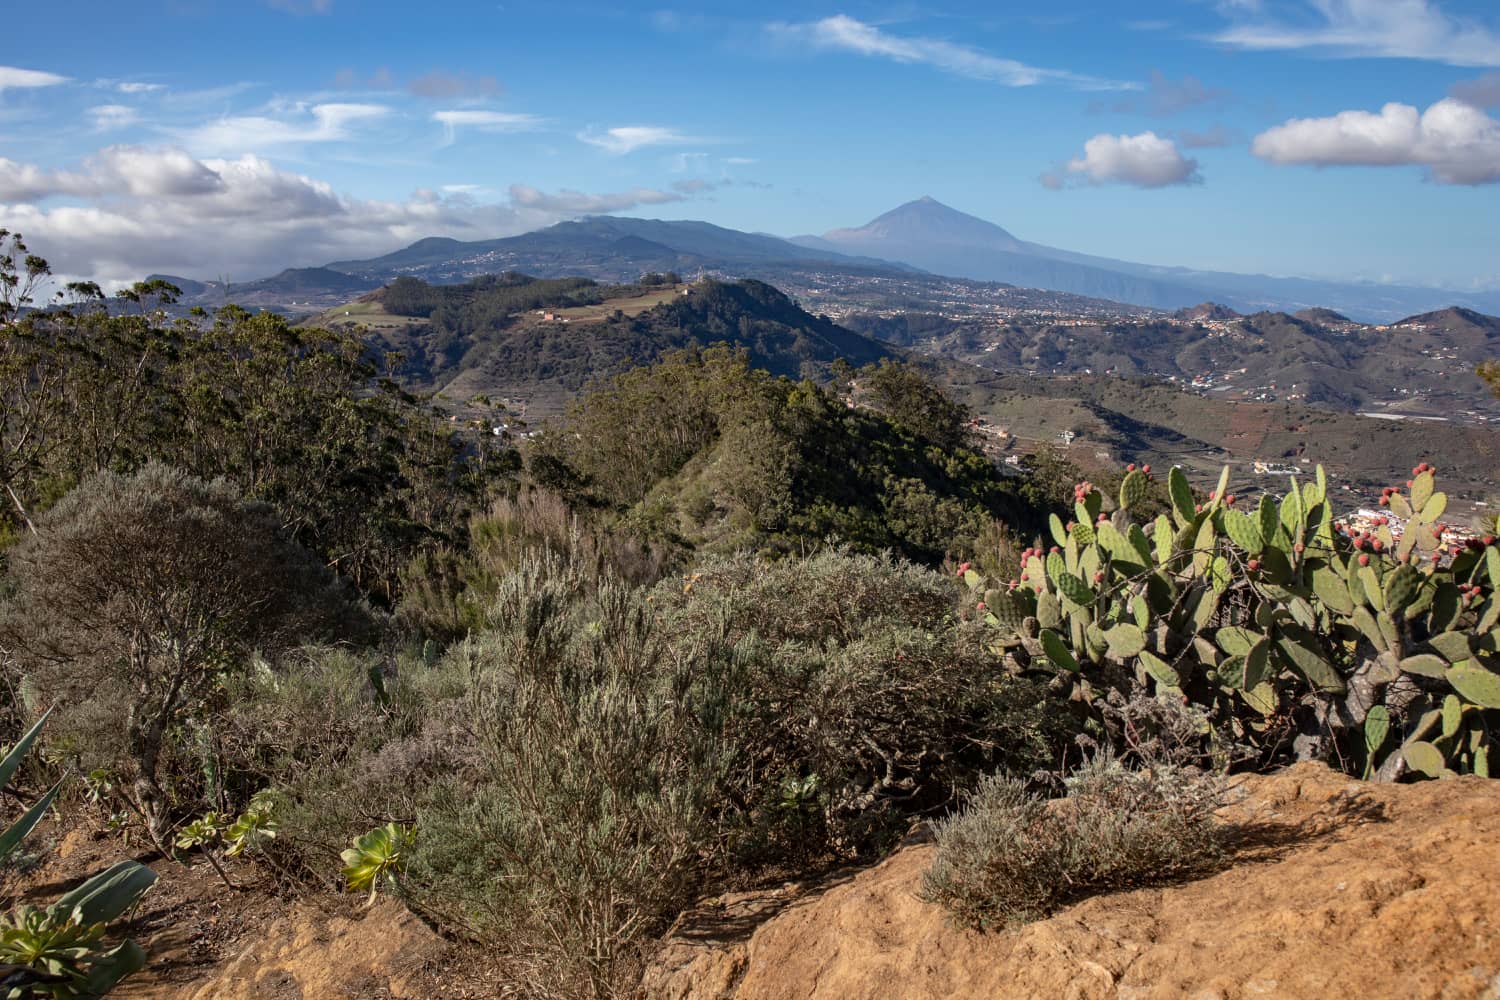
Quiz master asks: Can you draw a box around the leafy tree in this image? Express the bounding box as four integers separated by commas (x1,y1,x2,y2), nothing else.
535,346,1037,566
856,358,972,451
0,247,507,601
0,230,50,324
0,464,367,844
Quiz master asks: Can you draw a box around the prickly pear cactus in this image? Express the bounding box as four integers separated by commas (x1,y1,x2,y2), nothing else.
964,460,1499,781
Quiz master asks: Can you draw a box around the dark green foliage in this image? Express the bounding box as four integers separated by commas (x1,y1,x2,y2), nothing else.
383,272,603,320
218,646,473,882
397,489,672,641
639,280,889,379
855,358,972,451
538,346,1036,566
365,275,892,406
0,299,505,601
922,754,1228,930
248,547,1063,995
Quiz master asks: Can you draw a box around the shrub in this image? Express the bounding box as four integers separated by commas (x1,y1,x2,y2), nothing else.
216,645,474,883
922,754,1228,930
652,550,1069,864
0,464,368,844
405,552,734,999
398,488,672,640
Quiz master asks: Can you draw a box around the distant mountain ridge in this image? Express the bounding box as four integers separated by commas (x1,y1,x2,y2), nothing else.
151,202,1500,325
326,216,919,285
795,198,1500,323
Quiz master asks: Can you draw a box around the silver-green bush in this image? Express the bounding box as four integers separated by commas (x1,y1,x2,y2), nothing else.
922,753,1229,930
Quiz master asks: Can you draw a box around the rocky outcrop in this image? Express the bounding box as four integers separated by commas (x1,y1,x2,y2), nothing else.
179,899,444,1000
642,764,1500,1000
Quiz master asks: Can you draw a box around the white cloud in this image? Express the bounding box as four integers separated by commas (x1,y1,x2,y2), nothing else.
1048,131,1201,188
432,109,544,144
181,102,390,154
114,82,165,95
578,125,696,154
1251,98,1500,184
768,15,1136,90
0,66,68,94
0,145,690,287
89,105,140,131
1213,0,1500,67
0,159,78,203
0,146,222,201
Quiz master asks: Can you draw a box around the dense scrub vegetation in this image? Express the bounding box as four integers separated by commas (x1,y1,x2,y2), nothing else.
530,346,1030,566
1,238,1497,998
358,274,892,402
0,273,510,600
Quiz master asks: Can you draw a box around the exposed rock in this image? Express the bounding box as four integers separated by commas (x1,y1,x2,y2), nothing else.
179,898,445,1000
641,763,1500,1000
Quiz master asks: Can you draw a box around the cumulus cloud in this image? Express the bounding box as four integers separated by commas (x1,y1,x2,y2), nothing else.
768,14,1135,90
0,146,223,201
0,146,695,287
578,125,697,154
1047,131,1202,188
0,66,68,93
432,109,544,145
1250,98,1500,184
1213,0,1500,67
180,102,391,153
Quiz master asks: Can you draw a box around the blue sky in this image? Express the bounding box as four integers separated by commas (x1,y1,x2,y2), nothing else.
2,0,1498,290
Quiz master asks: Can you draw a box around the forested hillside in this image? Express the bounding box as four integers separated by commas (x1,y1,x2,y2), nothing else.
324,274,894,411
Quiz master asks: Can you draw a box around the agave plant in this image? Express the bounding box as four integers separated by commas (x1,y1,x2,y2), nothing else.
0,858,156,999
340,823,415,904
0,712,156,998
0,709,64,865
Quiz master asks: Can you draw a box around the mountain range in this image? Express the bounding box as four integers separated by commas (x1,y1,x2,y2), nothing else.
848,304,1500,418
156,198,1500,324
794,198,1500,321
